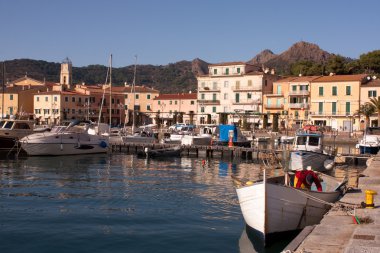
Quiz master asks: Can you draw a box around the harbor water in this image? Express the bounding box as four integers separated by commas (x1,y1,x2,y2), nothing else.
0,151,365,253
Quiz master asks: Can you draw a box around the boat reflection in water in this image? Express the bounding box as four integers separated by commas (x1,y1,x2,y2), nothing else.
239,225,300,253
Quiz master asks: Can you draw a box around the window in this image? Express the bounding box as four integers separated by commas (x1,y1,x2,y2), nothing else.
236,81,240,89
248,93,252,99
318,102,323,114
65,97,68,102
124,94,128,99
309,137,319,146
54,96,58,102
319,87,324,96
201,94,205,100
368,90,377,97
190,101,194,105
346,102,351,115
332,102,336,115
45,96,48,102
224,93,228,100
224,81,229,88
111,98,115,104
212,107,216,113
248,80,252,86
237,67,240,73
10,94,13,100
135,94,139,99
34,109,41,114
201,82,205,88
147,94,151,99
175,101,178,105
346,86,351,95
212,93,217,101
235,93,240,103
332,86,337,96
158,100,161,105
43,109,50,114
213,69,217,75
36,96,39,102
170,100,173,105
292,86,297,91
201,107,205,113
225,68,229,75
72,109,75,114
147,105,151,111
72,97,75,102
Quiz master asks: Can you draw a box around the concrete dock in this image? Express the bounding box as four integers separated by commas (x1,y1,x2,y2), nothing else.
292,155,380,253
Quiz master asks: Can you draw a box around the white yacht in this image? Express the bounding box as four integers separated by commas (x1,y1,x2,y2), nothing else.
20,120,109,156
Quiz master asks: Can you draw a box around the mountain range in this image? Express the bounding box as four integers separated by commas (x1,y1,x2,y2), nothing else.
0,41,355,93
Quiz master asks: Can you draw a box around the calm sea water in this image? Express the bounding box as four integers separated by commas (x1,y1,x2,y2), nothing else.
0,151,364,253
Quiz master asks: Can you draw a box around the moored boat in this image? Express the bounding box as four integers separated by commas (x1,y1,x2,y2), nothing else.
0,118,35,150
20,120,109,156
357,127,380,154
290,129,335,171
234,172,347,244
138,145,181,158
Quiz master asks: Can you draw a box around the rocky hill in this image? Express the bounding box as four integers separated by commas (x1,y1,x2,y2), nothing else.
1,41,370,93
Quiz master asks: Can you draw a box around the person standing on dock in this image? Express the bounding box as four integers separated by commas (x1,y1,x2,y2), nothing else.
294,167,322,192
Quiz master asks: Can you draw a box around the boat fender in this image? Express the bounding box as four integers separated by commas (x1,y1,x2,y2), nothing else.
245,181,254,186
60,143,63,151
99,141,108,148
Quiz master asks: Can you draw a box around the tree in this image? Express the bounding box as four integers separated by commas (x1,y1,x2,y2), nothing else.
325,55,348,75
356,103,375,128
368,96,380,125
359,50,380,74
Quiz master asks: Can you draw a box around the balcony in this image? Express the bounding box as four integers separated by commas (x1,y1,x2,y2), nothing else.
198,86,220,92
265,104,284,109
232,85,262,91
289,90,310,96
288,103,309,109
197,99,220,105
232,99,261,105
266,92,284,97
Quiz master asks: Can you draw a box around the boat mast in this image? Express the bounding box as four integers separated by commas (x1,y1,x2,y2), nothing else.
131,55,137,134
109,54,112,127
2,62,4,119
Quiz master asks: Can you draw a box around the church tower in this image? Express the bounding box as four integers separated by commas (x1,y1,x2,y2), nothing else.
60,57,72,89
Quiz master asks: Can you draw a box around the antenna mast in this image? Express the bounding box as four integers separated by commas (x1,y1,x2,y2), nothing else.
109,54,112,127
1,62,4,119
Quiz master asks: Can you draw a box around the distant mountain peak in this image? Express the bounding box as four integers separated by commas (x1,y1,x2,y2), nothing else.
247,49,276,65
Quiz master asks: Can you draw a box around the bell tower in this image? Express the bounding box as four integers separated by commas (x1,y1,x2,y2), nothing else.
60,57,72,89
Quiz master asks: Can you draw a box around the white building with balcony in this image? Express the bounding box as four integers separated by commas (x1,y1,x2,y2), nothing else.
196,62,279,125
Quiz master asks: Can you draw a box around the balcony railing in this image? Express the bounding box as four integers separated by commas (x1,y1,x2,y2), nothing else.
289,90,309,96
197,99,220,105
288,103,309,109
199,86,220,92
266,92,284,97
232,99,261,105
232,85,262,91
265,104,284,109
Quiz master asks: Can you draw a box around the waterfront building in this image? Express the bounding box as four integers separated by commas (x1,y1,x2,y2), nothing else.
151,92,197,127
196,62,279,126
359,75,380,128
310,74,368,133
0,76,53,119
263,76,320,130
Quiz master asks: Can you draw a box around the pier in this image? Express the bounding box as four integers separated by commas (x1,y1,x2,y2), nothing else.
285,154,380,252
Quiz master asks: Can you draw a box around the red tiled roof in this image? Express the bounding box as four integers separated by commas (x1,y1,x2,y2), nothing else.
209,61,246,67
154,93,197,100
312,74,369,82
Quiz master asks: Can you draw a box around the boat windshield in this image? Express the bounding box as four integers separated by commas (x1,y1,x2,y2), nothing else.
309,136,320,146
3,121,14,129
296,136,307,145
0,121,5,128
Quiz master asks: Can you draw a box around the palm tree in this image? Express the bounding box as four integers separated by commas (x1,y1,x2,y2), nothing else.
356,103,375,128
368,96,380,126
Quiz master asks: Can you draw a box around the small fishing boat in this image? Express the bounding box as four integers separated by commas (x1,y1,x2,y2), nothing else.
0,118,35,150
234,172,347,245
138,146,182,158
290,129,335,171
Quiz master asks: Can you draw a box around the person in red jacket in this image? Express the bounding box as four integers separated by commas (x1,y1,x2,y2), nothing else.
294,168,322,192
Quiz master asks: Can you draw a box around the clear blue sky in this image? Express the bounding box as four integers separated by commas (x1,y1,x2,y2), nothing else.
1,0,379,67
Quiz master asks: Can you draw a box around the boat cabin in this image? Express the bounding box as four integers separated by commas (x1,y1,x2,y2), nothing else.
293,130,323,153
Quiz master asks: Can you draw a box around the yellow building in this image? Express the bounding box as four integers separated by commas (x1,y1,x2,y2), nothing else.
359,76,380,127
152,93,197,126
264,76,320,129
310,74,368,133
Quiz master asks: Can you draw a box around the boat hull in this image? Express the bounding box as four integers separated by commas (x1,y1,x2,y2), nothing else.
236,180,341,237
0,136,19,150
21,141,108,156
359,145,380,155
290,150,332,171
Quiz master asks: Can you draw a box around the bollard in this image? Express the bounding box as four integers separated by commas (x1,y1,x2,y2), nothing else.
365,190,377,208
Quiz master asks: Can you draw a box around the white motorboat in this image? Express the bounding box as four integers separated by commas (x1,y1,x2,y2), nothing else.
0,119,35,150
234,172,347,243
280,135,294,143
357,127,380,154
290,130,334,171
20,120,109,156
